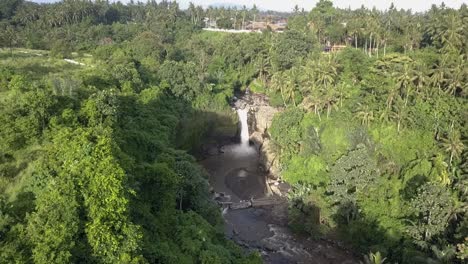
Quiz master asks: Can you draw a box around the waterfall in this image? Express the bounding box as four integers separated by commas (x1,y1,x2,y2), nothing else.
237,108,250,149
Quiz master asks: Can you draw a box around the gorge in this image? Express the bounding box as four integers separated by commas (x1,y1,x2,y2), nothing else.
200,93,357,264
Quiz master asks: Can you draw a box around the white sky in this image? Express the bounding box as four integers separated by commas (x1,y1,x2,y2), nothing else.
180,0,466,12
33,0,468,12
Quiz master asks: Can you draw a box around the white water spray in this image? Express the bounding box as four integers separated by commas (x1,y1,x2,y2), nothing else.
237,108,250,149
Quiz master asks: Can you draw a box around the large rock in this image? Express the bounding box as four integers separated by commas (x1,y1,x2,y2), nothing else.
250,131,263,149
244,94,282,179
248,95,279,136
259,139,281,178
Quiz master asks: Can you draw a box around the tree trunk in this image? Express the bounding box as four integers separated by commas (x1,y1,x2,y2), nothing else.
376,41,380,58
280,88,286,107
364,39,367,54
355,33,358,49
369,33,373,57
384,41,387,56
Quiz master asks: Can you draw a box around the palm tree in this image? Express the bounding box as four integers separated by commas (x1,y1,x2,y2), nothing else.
355,103,374,127
445,57,466,95
255,54,271,85
441,129,465,168
188,2,196,24
431,154,451,186
361,251,387,264
270,72,287,107
438,13,464,54
412,62,429,96
385,85,399,111
284,68,300,106
301,95,324,120
336,82,350,108
323,89,338,118
430,65,447,93
390,98,412,133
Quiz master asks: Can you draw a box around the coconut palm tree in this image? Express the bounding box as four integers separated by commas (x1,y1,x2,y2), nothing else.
441,129,465,168
395,62,415,106
430,64,447,93
284,67,301,106
323,89,339,118
301,94,324,120
412,62,429,96
390,98,412,133
255,54,271,85
438,12,464,54
355,103,374,127
445,57,467,95
361,251,387,264
270,72,287,107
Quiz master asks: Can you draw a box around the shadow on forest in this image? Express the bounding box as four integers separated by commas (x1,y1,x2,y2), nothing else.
292,197,437,263
113,93,237,162
111,92,238,260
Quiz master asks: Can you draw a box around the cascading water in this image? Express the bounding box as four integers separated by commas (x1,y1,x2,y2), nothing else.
237,108,250,149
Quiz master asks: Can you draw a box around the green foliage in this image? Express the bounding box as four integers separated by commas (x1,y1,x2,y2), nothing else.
0,2,467,264
282,155,328,185
371,125,435,164
362,251,387,264
270,108,304,156
271,30,313,71
159,60,202,101
27,178,79,264
327,146,378,205
407,183,454,249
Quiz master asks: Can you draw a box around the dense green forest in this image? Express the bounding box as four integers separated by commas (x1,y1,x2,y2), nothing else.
0,0,466,263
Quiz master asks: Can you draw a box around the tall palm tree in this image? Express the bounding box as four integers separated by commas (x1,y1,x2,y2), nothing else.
301,94,324,120
395,62,415,106
445,57,467,95
270,72,287,107
390,98,412,133
255,54,271,85
284,68,300,106
441,129,465,168
323,89,338,118
355,103,374,127
412,62,429,96
430,65,447,93
438,13,464,54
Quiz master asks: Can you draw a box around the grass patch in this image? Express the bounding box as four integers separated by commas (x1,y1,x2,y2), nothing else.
0,48,93,79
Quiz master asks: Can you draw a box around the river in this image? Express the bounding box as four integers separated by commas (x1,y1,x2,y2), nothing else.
199,106,358,264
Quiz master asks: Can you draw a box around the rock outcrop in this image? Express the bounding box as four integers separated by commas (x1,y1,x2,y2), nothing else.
246,94,282,179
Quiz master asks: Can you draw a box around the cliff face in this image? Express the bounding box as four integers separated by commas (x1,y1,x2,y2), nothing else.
246,94,282,179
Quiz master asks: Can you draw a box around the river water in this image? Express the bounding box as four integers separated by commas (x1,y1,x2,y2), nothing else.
199,108,358,264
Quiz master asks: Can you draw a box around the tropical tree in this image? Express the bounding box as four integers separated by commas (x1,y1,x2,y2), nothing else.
361,251,387,264
355,103,374,127
441,129,465,168
408,183,454,249
270,71,288,107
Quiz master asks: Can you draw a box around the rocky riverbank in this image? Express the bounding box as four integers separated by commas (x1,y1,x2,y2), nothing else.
199,93,359,263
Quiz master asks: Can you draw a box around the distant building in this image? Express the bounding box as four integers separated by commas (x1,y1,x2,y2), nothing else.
245,20,286,32
324,45,347,53
203,17,217,28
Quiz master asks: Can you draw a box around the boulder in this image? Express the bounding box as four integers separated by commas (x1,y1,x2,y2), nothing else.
250,131,263,149
259,139,281,178
242,94,282,179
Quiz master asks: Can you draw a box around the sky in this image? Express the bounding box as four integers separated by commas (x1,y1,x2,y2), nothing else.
33,0,468,12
